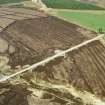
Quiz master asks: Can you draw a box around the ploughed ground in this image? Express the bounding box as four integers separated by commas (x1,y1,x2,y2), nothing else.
0,7,105,105
0,16,96,67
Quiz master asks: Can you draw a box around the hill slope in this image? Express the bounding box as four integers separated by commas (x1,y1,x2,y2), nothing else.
1,7,105,97
0,15,95,67
0,7,105,105
1,16,105,97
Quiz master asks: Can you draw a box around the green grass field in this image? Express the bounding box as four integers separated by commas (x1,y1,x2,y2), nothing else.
42,0,105,10
0,0,27,4
53,10,105,32
0,0,105,33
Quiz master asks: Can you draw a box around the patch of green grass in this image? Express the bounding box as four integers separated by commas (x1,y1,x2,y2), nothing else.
42,0,105,10
54,10,105,32
0,0,27,4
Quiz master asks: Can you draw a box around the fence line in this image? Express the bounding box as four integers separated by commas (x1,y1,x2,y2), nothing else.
0,34,104,82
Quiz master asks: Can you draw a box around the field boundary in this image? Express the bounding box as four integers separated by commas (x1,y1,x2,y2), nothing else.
0,34,104,82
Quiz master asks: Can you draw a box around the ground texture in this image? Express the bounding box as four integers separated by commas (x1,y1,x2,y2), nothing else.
0,7,105,105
